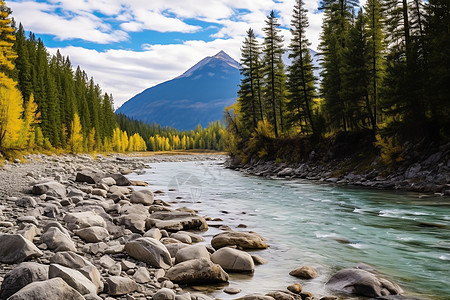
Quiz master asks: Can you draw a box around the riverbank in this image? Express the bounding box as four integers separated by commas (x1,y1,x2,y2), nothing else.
0,153,423,300
225,143,450,197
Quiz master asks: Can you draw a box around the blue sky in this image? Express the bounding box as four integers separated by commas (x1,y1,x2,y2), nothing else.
8,0,331,107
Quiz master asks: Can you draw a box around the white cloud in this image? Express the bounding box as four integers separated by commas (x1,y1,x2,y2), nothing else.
9,1,129,44
10,0,329,109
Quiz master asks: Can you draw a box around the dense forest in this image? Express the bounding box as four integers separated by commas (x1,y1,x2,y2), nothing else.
226,0,449,163
0,0,148,156
0,0,225,156
116,114,225,151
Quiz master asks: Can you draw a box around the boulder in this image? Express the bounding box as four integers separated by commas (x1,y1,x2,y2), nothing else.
15,196,37,208
74,226,109,243
0,262,49,300
143,228,162,240
6,278,85,300
148,211,208,231
0,234,43,264
175,244,210,264
166,258,229,284
287,283,302,294
18,224,40,242
64,211,106,228
106,276,139,296
119,213,147,233
170,232,192,244
50,252,103,293
110,173,131,186
266,291,296,300
124,237,172,269
211,247,254,273
133,267,151,284
251,255,268,265
289,266,319,279
49,263,97,295
100,177,116,186
153,288,176,300
165,243,189,258
211,231,268,250
236,294,275,300
41,227,77,252
76,170,105,184
130,190,154,205
32,181,66,198
326,268,403,297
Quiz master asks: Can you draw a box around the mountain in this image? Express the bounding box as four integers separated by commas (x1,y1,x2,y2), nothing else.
116,50,241,130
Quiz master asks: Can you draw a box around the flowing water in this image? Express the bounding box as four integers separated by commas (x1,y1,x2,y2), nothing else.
127,159,450,300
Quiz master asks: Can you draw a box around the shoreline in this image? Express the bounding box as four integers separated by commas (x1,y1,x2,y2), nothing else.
0,153,427,300
225,153,450,197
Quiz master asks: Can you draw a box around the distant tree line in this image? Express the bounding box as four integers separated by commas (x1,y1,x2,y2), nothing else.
116,113,225,151
0,0,147,155
226,0,449,161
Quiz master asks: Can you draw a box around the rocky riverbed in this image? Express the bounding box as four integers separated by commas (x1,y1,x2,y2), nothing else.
0,153,412,300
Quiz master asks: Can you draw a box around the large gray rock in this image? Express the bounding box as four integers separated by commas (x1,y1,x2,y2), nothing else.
32,181,66,198
64,211,106,228
236,294,275,300
76,170,105,184
49,263,97,295
15,196,37,208
41,227,77,252
7,278,85,300
326,268,404,297
119,213,147,234
106,276,139,296
148,211,208,231
130,190,154,205
165,243,189,258
211,231,268,250
50,252,103,293
74,226,109,243
153,288,176,300
211,247,254,273
110,173,131,186
0,262,49,300
175,244,210,264
289,266,319,279
124,237,172,269
166,258,229,284
0,234,43,264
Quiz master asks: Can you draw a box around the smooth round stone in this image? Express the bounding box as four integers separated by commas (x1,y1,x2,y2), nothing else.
224,287,241,294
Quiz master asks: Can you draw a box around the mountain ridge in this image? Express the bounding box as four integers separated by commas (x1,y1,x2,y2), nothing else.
116,50,241,130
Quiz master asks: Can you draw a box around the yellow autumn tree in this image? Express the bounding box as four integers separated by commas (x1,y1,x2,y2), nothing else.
69,113,83,153
0,1,23,151
88,128,96,152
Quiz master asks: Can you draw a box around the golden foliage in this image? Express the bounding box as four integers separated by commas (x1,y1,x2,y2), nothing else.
0,75,24,149
69,113,83,153
374,134,404,165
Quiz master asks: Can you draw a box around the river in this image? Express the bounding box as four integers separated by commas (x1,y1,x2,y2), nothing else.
127,159,450,300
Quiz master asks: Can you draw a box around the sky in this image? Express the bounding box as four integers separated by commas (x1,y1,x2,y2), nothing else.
8,0,334,108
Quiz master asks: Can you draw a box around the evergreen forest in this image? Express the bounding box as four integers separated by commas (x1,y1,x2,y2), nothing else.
227,0,449,163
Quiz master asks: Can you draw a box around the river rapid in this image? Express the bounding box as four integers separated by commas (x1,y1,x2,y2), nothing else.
127,159,450,300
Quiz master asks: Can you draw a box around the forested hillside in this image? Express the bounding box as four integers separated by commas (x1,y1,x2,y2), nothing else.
226,0,449,164
0,0,146,156
116,114,225,151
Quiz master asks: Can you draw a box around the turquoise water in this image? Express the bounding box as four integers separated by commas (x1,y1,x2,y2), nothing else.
128,160,450,299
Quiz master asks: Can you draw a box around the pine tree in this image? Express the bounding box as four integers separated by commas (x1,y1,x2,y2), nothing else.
287,0,317,135
238,28,263,132
20,93,40,148
262,10,285,137
425,0,450,139
365,0,385,131
319,0,359,132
